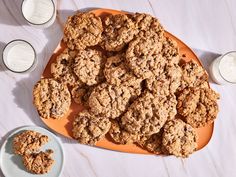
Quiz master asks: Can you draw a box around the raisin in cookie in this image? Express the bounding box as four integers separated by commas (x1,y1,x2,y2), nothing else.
162,119,198,158
109,119,140,144
73,49,105,86
146,63,182,96
22,149,54,174
88,83,132,119
126,37,163,79
101,14,137,51
178,61,208,91
137,130,163,153
63,12,103,50
33,78,71,119
121,91,169,136
13,130,48,155
51,48,83,87
72,110,111,145
177,87,220,128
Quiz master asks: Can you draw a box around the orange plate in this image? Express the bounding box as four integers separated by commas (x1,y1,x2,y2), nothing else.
41,9,213,154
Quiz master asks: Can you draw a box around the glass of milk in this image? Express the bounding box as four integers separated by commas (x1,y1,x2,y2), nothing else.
21,0,56,28
2,40,37,73
209,51,236,85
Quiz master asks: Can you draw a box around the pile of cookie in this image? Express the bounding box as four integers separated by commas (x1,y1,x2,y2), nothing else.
33,11,220,157
12,130,54,174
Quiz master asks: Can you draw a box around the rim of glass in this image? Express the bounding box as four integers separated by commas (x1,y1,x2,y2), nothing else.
21,0,56,26
2,39,37,73
218,51,236,84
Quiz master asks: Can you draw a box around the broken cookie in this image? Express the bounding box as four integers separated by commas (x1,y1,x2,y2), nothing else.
13,130,48,155
22,149,54,174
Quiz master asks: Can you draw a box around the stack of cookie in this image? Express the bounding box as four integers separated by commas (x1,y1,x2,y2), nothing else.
33,11,220,158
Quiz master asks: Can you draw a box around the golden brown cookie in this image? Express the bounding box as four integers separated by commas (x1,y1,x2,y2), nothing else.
72,110,111,145
137,130,163,153
88,83,132,119
51,48,83,87
73,49,106,86
177,87,220,128
162,119,198,158
104,53,129,86
71,85,94,105
161,37,180,65
178,60,208,91
63,12,103,50
132,13,164,41
104,53,143,98
109,119,140,144
22,149,54,174
165,94,178,120
126,37,163,79
13,130,48,155
101,14,137,51
146,63,182,96
121,91,169,136
33,78,71,119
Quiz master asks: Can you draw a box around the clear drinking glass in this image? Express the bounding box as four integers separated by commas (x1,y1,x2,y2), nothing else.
2,39,37,73
209,51,236,85
21,0,56,28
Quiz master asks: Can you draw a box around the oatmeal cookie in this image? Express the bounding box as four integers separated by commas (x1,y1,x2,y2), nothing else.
177,87,220,128
178,61,208,91
101,14,137,51
88,83,133,119
146,63,182,96
109,119,139,144
33,78,71,119
13,130,48,155
137,130,163,153
104,53,143,98
22,149,54,174
126,37,164,79
162,119,198,157
71,85,94,105
162,37,180,65
104,53,129,85
121,91,169,136
73,49,105,86
165,94,178,120
63,12,103,50
51,48,83,87
72,110,111,145
132,13,164,41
